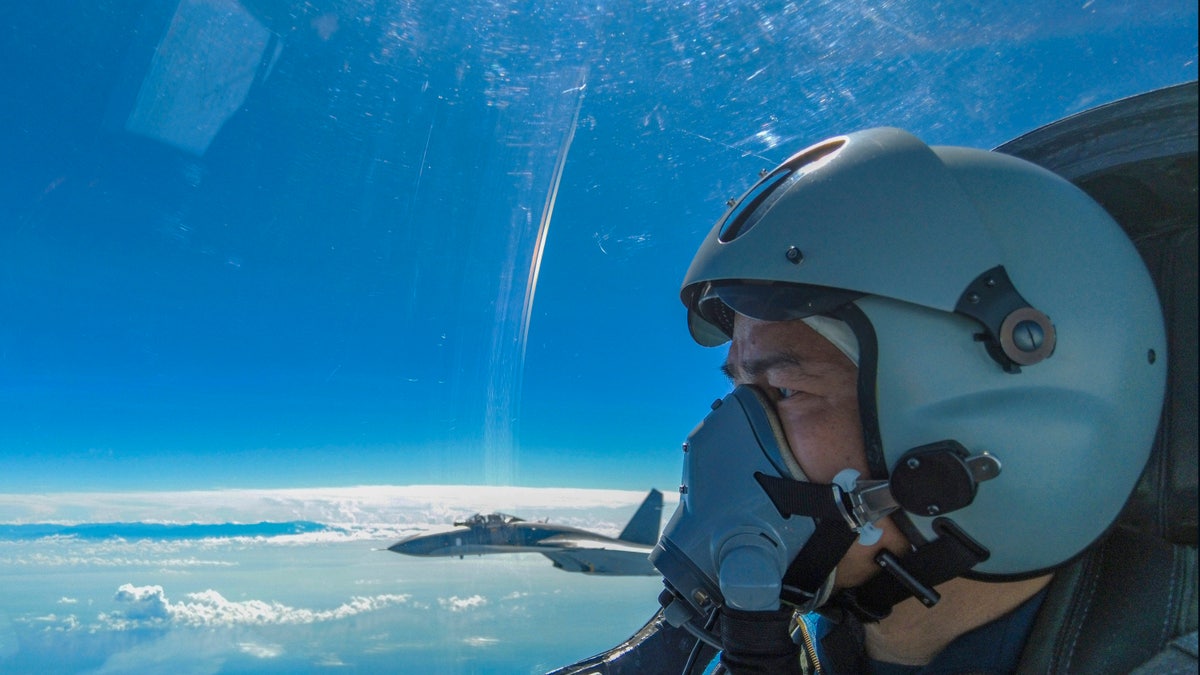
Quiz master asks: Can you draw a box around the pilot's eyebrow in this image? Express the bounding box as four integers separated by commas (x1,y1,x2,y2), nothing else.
721,353,815,382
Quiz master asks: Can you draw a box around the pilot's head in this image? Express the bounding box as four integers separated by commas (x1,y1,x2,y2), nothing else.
663,127,1166,619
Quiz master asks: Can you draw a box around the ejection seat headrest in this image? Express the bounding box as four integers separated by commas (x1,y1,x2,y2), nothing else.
998,81,1199,547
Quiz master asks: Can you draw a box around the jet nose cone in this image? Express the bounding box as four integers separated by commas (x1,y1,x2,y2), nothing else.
388,534,422,555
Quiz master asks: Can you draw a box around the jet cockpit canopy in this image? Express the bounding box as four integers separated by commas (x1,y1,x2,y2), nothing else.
453,513,526,528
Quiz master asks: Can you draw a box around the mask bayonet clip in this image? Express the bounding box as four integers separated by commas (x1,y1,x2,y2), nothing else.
832,469,899,546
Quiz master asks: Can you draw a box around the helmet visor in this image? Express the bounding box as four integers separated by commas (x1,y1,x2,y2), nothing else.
688,280,862,345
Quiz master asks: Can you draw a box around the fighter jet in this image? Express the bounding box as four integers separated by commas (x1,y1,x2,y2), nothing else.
388,489,663,576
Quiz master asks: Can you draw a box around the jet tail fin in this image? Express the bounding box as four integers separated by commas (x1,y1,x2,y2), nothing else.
617,489,663,545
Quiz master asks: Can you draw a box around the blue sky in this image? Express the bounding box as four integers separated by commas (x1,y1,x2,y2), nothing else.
1,1,1197,493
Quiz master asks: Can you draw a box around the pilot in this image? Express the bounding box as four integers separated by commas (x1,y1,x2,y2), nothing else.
652,128,1191,673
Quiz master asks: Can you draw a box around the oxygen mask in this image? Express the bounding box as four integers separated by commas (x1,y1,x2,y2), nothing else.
650,385,902,647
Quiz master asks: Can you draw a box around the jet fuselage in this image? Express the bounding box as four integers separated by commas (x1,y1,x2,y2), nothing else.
388,490,663,576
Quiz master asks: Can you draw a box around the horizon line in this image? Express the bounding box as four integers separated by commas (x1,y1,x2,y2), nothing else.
0,483,669,497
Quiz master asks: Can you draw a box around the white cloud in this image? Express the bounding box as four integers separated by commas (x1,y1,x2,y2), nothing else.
316,653,347,666
237,641,282,659
99,583,412,630
113,585,171,622
30,613,79,632
462,636,499,647
58,597,78,605
12,554,235,568
437,595,487,612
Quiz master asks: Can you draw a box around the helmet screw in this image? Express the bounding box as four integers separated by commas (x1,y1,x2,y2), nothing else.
692,589,711,607
785,246,804,264
1012,320,1044,352
726,198,737,207
679,484,688,494
926,505,940,515
985,277,997,287
966,292,981,304
759,168,769,177
906,458,921,470
681,442,689,453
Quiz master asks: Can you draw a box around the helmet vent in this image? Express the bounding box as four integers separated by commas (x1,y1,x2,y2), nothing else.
717,139,846,243
718,166,793,243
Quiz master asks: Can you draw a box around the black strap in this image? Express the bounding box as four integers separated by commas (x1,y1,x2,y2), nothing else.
782,520,858,604
718,607,802,675
847,518,989,620
753,472,861,604
754,473,846,521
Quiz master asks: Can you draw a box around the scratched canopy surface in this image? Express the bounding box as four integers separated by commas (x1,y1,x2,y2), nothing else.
1,0,1196,491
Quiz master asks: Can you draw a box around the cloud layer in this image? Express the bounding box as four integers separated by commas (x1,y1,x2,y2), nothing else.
101,584,412,630
0,485,675,533
0,486,669,672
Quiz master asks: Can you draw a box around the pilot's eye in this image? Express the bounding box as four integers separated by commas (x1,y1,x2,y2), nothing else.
776,387,797,400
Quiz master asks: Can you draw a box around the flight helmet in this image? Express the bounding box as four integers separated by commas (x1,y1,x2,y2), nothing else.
681,127,1167,579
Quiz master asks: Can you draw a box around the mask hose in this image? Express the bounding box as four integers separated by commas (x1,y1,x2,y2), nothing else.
680,606,722,675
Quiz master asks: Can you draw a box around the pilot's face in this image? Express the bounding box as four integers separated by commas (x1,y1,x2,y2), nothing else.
723,314,908,589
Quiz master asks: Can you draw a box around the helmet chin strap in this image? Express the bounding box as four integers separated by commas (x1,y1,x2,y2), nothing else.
754,462,993,621
754,469,894,611
706,454,994,675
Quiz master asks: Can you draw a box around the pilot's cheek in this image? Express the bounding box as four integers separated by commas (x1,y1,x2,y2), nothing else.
781,407,869,484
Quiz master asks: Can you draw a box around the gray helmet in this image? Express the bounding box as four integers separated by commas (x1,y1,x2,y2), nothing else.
682,127,1166,577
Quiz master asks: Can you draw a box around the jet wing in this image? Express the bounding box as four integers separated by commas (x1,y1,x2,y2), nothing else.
534,535,658,576
534,535,653,554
